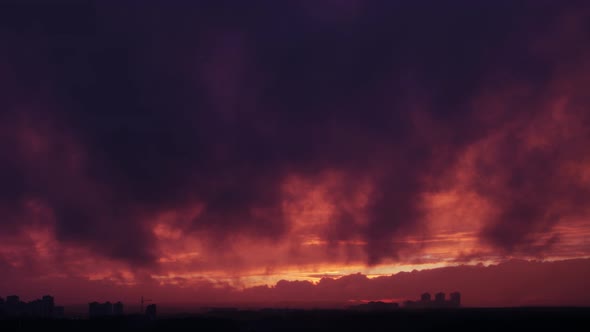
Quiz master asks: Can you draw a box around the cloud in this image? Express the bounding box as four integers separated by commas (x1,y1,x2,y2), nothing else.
0,0,589,277
2,258,589,308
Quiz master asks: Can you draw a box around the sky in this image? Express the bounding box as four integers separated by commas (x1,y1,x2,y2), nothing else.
1,0,590,308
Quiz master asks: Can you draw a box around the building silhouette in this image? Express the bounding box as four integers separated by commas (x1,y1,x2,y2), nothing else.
104,301,113,315
349,301,399,312
405,292,461,308
145,304,157,320
1,294,63,318
88,302,100,318
6,296,21,316
41,295,55,318
89,301,120,318
449,292,461,308
6,295,19,306
113,301,124,315
421,292,432,303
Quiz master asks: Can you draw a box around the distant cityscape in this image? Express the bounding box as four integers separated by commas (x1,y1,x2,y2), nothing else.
349,291,461,311
0,292,459,319
0,295,64,319
404,291,461,308
88,300,156,320
0,295,157,320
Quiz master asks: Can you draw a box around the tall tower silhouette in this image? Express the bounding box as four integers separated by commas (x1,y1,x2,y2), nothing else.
140,296,152,314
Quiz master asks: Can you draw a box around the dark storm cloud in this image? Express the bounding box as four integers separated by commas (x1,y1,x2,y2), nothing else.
1,0,589,266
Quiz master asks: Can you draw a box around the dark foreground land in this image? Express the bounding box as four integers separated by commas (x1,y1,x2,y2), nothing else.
1,308,589,331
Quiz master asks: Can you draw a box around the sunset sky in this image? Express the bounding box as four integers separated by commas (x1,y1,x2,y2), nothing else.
1,0,590,308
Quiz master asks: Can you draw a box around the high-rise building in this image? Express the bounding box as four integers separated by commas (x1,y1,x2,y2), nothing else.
1,294,63,318
449,292,461,307
406,292,463,309
113,301,124,315
145,304,157,320
6,295,22,315
42,295,55,318
104,301,113,316
89,301,124,318
89,302,101,318
6,295,19,305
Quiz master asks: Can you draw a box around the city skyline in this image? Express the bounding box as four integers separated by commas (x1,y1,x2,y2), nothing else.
1,258,588,308
0,290,460,319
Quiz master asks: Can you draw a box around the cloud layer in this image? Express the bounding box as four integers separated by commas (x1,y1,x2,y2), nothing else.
2,257,589,308
0,0,590,290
